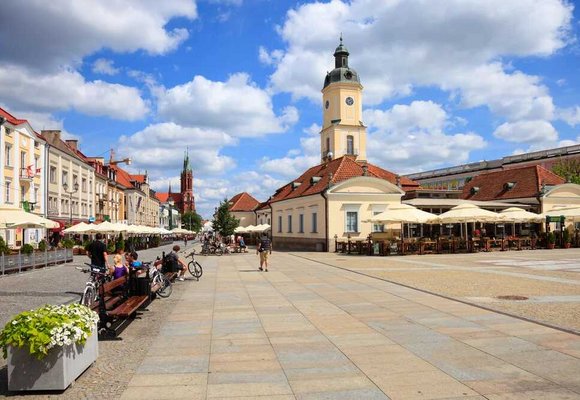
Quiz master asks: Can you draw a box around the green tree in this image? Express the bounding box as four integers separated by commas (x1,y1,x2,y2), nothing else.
212,198,239,237
182,211,203,232
552,158,580,185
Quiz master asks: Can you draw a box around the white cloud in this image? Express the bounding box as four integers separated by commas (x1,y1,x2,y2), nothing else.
92,58,120,75
263,0,572,140
118,122,237,177
0,0,197,72
493,120,558,143
1,107,80,141
364,101,487,173
0,65,149,121
158,73,298,137
558,106,580,126
259,124,321,179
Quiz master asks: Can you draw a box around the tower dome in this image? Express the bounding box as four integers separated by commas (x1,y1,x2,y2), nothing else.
323,36,360,89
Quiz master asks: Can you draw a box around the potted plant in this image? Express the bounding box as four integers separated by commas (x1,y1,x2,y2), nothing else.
547,231,556,249
38,239,48,252
20,243,34,255
563,229,572,249
0,303,99,391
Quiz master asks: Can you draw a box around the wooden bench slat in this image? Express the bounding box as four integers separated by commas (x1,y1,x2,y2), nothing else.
108,295,149,317
102,276,127,292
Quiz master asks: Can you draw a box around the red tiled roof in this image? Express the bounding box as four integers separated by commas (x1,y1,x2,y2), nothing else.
114,166,134,189
229,192,260,212
462,165,565,201
255,200,271,211
270,156,419,203
0,107,27,125
156,192,182,203
132,174,146,183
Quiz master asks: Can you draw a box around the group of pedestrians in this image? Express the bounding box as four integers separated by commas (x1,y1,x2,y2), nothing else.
86,231,273,275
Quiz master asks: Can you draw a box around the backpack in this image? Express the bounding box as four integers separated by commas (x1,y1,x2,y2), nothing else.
163,252,179,273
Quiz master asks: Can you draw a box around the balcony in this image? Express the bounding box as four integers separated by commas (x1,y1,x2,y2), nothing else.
19,168,35,182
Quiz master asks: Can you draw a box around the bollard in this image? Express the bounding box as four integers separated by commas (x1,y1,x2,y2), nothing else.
18,250,22,273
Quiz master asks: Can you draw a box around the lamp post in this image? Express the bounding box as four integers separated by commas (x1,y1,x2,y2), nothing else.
62,181,79,226
168,199,174,230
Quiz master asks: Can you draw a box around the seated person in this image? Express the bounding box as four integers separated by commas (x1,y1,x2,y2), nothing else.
109,254,129,279
127,251,143,269
155,245,188,281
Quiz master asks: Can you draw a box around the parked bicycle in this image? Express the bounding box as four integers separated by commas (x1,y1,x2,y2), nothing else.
145,261,173,298
76,263,109,308
200,240,223,256
186,250,203,280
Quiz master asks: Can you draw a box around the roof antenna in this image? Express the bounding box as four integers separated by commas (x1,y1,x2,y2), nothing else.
340,32,343,44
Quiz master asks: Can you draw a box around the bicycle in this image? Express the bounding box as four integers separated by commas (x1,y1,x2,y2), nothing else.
76,263,109,308
186,251,203,280
145,261,173,298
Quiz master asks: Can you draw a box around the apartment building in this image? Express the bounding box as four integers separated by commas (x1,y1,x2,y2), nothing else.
0,108,46,246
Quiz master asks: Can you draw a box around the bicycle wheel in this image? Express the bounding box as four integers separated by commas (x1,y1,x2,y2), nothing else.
188,261,203,279
156,274,173,298
81,286,96,308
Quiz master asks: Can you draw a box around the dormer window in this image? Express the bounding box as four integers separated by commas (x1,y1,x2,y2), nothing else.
291,182,301,190
470,186,480,195
310,176,321,185
504,182,516,190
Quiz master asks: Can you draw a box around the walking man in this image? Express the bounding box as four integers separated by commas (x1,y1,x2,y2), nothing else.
257,234,272,272
86,233,109,272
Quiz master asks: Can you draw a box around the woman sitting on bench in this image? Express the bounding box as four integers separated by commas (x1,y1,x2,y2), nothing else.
110,254,129,279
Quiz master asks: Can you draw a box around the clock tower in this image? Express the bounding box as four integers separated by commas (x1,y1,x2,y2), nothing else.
320,37,367,163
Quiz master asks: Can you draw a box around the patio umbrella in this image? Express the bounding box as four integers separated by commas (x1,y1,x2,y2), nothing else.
365,203,439,240
63,222,93,234
171,227,189,234
92,221,125,233
541,207,580,221
234,226,247,233
0,205,59,229
436,203,505,239
252,224,271,232
500,207,543,223
365,204,438,224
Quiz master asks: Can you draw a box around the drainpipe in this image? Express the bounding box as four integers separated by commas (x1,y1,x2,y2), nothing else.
321,190,329,252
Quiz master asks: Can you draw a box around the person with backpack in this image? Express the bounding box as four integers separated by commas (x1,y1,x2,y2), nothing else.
165,245,187,281
257,234,272,272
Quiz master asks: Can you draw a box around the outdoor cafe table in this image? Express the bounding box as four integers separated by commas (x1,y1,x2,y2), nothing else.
419,240,437,255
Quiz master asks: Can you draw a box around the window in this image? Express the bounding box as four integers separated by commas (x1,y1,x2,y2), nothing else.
20,151,26,170
20,185,25,202
373,211,385,233
73,174,78,187
5,181,11,202
82,178,87,192
34,156,39,171
311,212,318,233
50,166,56,183
346,135,354,155
346,211,358,232
287,215,293,233
326,137,330,153
267,218,270,225
4,144,12,166
278,216,282,233
62,171,68,186
299,214,304,233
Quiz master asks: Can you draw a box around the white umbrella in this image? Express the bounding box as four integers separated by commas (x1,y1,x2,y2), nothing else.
436,203,505,223
244,225,257,232
500,207,543,223
171,227,189,234
541,207,580,221
365,204,438,224
0,205,59,229
234,226,247,233
63,222,93,234
92,221,125,233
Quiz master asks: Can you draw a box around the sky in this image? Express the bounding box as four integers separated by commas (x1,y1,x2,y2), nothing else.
1,0,580,218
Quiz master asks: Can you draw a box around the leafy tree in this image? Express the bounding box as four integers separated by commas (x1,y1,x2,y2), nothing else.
552,158,580,185
0,236,9,255
115,233,125,252
182,211,203,232
212,198,239,237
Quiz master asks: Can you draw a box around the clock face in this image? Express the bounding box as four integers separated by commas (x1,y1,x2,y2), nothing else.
345,97,354,106
325,100,329,109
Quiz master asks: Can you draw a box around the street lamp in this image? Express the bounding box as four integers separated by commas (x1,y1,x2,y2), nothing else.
168,199,174,230
62,181,79,225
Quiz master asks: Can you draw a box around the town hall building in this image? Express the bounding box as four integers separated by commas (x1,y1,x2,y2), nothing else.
266,39,420,251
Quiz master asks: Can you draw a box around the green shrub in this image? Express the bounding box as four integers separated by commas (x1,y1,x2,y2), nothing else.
563,229,571,243
21,243,34,255
107,240,115,254
547,231,556,244
61,238,74,249
38,239,48,252
0,303,98,360
0,237,9,255
115,233,125,252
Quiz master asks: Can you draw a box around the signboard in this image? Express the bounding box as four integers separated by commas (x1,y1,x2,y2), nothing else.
545,216,565,223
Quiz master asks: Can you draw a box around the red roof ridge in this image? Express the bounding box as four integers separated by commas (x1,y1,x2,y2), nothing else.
535,164,565,185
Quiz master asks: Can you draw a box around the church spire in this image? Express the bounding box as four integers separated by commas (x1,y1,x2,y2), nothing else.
183,147,192,172
168,182,172,195
334,35,349,68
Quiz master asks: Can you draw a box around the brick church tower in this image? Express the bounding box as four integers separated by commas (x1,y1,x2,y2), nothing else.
180,149,195,213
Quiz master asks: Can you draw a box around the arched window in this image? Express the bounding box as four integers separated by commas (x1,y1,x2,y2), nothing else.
326,137,330,153
346,135,354,155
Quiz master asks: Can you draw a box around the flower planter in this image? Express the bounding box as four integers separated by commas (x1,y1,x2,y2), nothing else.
6,326,98,392
547,243,555,249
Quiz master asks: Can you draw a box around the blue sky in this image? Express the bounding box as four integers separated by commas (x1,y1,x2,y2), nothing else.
1,0,580,218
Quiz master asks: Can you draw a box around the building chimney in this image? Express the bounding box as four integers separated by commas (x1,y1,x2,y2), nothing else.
65,139,78,151
41,130,61,143
396,175,401,187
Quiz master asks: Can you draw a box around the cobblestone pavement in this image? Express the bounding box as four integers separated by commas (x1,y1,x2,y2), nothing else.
0,241,198,399
300,248,580,333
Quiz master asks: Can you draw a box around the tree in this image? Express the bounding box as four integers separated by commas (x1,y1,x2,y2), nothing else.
182,211,203,232
212,198,239,237
552,157,580,185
